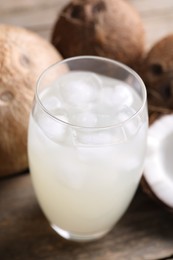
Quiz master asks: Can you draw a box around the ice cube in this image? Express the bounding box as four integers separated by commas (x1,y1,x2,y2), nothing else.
69,112,98,127
73,127,125,146
37,113,67,143
40,87,64,115
118,106,141,137
112,84,133,107
43,96,62,113
117,105,135,122
74,131,112,145
101,83,133,108
77,146,115,162
97,113,114,126
59,72,102,107
100,86,115,106
93,103,119,126
125,118,141,136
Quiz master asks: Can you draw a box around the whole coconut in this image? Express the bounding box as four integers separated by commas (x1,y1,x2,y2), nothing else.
51,0,145,68
0,25,62,177
140,35,173,123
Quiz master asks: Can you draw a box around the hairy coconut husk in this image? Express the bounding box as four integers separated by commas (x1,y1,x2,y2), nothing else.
138,35,173,210
140,35,173,122
0,24,62,177
51,0,145,69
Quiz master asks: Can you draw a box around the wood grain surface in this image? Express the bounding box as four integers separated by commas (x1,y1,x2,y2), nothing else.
0,0,173,48
0,174,173,260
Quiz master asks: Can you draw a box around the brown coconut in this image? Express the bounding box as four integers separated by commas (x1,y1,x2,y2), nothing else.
51,0,145,68
142,114,173,213
0,24,62,177
139,35,173,210
140,35,173,123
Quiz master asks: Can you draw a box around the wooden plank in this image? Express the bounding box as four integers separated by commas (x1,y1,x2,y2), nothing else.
0,0,69,40
1,0,173,16
130,0,173,14
130,0,173,48
142,14,173,49
0,2,67,28
0,0,69,13
0,0,69,41
0,0,173,47
0,174,173,259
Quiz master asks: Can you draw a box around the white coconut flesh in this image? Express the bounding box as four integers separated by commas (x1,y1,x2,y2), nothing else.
144,114,173,208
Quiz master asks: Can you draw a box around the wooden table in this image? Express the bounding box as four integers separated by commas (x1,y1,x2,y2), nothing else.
1,173,173,260
1,0,173,259
1,0,173,48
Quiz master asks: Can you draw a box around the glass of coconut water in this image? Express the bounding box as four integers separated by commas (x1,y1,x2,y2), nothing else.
28,56,148,242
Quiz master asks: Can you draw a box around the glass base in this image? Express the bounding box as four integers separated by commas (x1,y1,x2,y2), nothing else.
51,224,110,242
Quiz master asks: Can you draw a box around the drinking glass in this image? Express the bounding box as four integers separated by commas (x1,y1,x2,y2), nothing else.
28,56,148,242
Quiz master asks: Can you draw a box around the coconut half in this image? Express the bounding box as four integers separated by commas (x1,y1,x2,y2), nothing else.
143,114,173,209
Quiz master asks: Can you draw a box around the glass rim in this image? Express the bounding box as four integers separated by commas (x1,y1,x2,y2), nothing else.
35,55,147,130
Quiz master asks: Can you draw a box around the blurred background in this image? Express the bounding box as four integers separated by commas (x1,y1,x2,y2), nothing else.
1,0,173,49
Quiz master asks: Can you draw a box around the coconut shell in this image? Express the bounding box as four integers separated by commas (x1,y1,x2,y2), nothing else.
0,25,62,177
51,0,145,68
140,35,173,120
139,36,173,211
141,177,173,213
141,114,173,213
